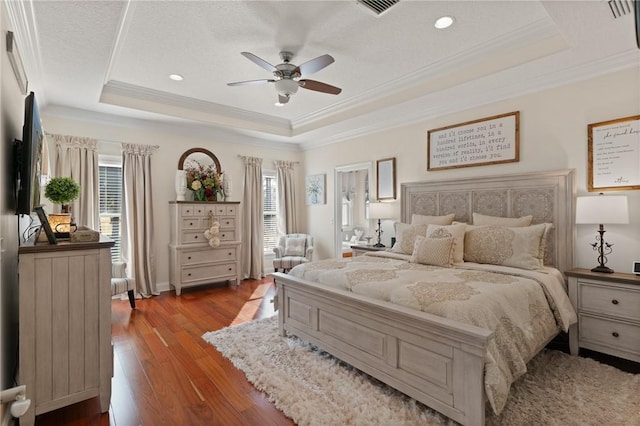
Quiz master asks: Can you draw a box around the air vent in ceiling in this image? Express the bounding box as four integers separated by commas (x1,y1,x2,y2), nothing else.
357,0,399,16
607,0,633,18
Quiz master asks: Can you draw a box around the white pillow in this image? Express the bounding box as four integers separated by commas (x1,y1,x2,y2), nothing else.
472,212,533,227
463,223,547,270
410,213,455,226
391,223,428,255
284,237,307,256
426,223,467,264
410,236,455,267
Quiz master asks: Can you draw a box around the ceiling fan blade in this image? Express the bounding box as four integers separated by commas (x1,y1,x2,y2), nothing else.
294,54,335,76
227,79,275,87
241,52,277,72
299,79,342,95
278,94,290,105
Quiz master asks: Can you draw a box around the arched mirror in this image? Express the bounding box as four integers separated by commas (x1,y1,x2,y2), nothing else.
178,148,222,172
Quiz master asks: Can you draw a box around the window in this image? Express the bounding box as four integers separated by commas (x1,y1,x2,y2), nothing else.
263,171,278,252
99,157,122,261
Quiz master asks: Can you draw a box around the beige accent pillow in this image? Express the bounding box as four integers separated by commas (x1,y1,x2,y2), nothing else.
472,212,533,227
410,236,455,267
426,223,467,264
284,237,307,256
391,223,428,254
463,223,547,270
410,213,455,226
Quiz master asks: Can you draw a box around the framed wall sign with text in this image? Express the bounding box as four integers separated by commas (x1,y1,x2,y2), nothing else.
427,111,519,171
588,115,640,192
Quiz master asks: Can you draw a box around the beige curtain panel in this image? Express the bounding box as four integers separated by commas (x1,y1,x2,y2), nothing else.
274,160,298,235
241,155,264,280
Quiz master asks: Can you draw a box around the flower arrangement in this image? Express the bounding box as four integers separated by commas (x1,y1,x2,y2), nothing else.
44,177,81,213
204,212,221,247
185,161,224,201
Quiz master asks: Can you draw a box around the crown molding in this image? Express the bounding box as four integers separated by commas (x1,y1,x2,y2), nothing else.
100,80,293,136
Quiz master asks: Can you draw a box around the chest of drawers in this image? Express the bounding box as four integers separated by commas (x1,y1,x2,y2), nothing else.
566,268,640,362
169,201,241,295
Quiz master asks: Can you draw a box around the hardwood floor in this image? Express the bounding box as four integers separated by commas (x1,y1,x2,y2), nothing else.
35,277,294,426
34,276,640,425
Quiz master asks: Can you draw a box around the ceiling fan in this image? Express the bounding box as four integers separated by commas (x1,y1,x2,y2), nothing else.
227,51,342,105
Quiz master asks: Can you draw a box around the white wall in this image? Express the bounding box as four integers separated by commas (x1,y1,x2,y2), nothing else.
40,115,303,289
303,66,640,274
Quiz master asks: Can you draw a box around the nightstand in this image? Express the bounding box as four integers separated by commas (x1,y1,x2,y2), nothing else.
566,268,640,363
350,244,387,256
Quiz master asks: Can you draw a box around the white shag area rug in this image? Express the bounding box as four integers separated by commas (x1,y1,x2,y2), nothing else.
202,316,640,426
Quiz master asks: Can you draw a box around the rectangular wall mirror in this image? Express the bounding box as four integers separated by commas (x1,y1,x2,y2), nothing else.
376,157,396,200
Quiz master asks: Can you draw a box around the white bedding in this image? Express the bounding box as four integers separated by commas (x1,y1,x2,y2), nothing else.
289,253,577,414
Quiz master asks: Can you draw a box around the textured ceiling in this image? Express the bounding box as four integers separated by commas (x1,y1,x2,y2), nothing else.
7,0,640,148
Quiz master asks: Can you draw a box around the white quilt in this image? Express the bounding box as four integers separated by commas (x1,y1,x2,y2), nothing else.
289,254,577,414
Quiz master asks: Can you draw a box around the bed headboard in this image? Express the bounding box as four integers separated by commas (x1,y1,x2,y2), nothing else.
400,169,576,273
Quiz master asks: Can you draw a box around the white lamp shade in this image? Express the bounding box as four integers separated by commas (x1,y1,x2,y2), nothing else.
368,202,396,220
575,195,629,224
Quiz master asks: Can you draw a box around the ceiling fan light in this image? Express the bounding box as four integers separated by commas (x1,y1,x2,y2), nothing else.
169,73,184,81
275,79,299,96
434,16,454,29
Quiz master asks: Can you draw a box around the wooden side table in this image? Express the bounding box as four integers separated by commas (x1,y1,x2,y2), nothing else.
565,268,640,363
350,244,387,256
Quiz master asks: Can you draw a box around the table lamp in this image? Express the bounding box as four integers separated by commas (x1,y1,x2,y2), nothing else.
576,194,629,273
368,202,396,247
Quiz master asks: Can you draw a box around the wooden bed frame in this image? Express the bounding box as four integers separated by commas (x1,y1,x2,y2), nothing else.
274,169,575,426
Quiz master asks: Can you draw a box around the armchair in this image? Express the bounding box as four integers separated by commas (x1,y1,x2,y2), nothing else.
111,261,136,309
273,233,314,273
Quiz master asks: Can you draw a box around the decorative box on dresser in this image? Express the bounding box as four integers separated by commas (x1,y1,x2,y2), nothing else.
18,236,114,426
169,201,241,295
566,268,640,363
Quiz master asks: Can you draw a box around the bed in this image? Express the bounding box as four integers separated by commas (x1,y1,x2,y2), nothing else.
273,169,577,426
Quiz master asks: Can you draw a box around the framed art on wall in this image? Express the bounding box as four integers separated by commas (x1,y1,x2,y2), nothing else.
427,111,520,171
306,174,326,205
376,157,396,200
588,115,640,192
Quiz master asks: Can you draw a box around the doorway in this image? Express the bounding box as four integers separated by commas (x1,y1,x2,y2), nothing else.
333,162,373,258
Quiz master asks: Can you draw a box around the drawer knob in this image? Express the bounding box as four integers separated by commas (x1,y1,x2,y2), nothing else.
228,267,232,271
611,299,619,305
190,222,193,226
228,252,232,256
188,273,192,277
188,256,192,260
194,236,198,239
612,332,619,338
221,234,225,237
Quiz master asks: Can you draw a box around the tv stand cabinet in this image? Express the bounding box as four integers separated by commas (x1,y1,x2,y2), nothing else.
18,236,114,425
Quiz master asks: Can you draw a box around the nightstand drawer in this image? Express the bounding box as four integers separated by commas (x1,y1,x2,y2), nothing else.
580,314,640,355
579,282,640,321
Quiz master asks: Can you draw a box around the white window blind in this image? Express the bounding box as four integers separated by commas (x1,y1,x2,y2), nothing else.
263,172,277,252
99,163,122,261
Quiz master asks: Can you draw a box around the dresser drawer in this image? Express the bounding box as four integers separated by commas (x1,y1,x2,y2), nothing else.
580,314,640,355
181,231,206,244
218,218,236,229
218,230,236,241
181,263,237,283
181,204,196,216
579,282,640,321
181,247,236,265
181,218,203,230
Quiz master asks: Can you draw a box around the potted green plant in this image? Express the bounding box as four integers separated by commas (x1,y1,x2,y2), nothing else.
44,177,80,213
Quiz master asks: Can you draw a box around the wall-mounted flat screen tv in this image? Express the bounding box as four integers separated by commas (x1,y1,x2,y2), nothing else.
15,91,44,215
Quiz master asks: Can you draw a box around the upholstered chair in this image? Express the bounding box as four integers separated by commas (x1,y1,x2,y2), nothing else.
111,261,136,309
273,234,314,273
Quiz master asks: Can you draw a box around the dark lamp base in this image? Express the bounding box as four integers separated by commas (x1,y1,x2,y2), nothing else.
591,265,614,274
373,243,385,248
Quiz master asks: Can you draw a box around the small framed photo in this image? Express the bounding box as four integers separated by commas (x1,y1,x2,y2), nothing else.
35,206,56,245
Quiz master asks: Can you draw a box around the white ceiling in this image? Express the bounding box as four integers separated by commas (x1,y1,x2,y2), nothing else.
6,0,640,149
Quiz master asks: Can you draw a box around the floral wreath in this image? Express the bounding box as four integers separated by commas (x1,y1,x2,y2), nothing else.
204,212,221,247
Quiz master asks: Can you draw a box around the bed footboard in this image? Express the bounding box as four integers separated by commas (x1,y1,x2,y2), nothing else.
274,273,493,426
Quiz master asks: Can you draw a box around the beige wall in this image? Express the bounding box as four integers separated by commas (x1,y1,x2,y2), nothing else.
303,66,640,273
41,115,303,289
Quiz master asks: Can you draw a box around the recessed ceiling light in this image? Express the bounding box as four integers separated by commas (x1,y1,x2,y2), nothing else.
434,16,454,29
169,74,184,81
274,102,285,107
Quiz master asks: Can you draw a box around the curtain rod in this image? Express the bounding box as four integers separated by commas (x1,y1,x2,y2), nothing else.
236,155,299,165
45,132,158,148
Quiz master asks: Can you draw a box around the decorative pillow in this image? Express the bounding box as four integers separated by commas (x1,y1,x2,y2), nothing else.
410,236,455,267
463,223,547,270
426,223,466,264
391,223,428,254
472,212,533,227
284,237,307,256
410,213,455,226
